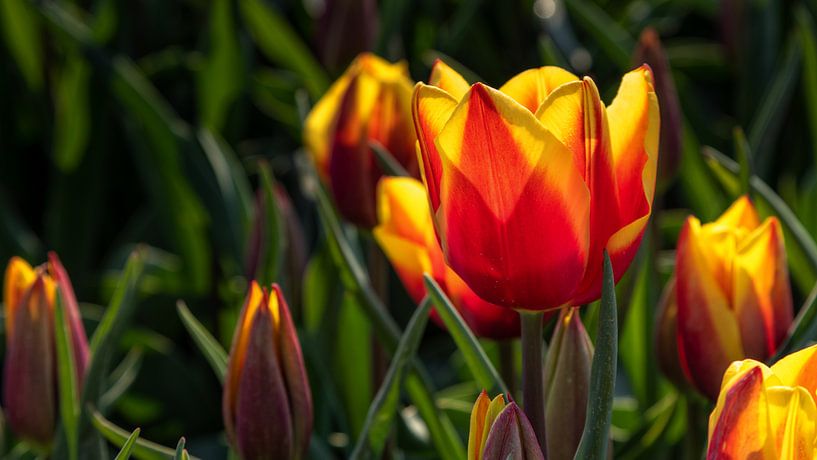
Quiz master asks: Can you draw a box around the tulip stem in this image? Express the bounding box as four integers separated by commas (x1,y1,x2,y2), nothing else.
520,310,547,457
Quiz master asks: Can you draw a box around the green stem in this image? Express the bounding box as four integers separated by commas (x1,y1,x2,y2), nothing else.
520,310,547,457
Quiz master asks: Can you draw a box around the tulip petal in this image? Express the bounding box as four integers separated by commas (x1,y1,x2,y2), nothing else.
412,83,459,213
4,257,36,341
733,218,793,358
604,65,660,300
429,59,470,100
468,390,491,460
707,366,775,460
766,386,817,460
771,344,817,394
235,304,294,460
482,403,544,460
499,66,578,113
446,270,522,339
436,83,590,308
48,252,90,387
272,285,313,460
676,217,744,399
715,195,761,231
535,78,622,304
3,277,56,446
303,69,355,180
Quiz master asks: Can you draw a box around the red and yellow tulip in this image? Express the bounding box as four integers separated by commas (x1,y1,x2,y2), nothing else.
468,391,544,460
373,176,521,339
413,60,659,310
3,253,90,447
657,196,794,400
223,282,312,460
304,53,418,228
707,344,817,459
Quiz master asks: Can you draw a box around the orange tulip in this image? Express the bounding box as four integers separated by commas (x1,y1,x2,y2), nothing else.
468,391,544,460
373,176,521,339
304,53,418,228
707,344,817,459
658,196,794,399
413,60,659,310
223,282,312,460
3,253,89,447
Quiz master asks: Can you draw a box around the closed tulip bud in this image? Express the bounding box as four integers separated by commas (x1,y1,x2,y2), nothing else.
223,282,312,460
413,59,659,310
707,344,817,458
3,253,90,447
543,307,593,460
468,391,544,460
304,53,418,228
634,28,682,185
669,196,793,400
373,176,522,339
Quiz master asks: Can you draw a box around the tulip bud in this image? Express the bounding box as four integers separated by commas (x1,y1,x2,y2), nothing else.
707,344,817,458
223,282,312,460
315,0,378,73
373,176,522,339
304,53,418,228
3,253,90,447
543,307,593,460
665,196,793,400
468,391,544,460
634,28,682,185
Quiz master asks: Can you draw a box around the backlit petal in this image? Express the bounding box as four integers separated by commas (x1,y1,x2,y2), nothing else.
468,390,491,460
4,257,36,341
500,66,578,113
429,59,470,100
771,344,817,394
437,83,590,308
716,195,761,231
766,386,817,460
412,83,459,212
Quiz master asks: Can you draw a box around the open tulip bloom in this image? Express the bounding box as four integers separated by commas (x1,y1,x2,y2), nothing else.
412,60,659,311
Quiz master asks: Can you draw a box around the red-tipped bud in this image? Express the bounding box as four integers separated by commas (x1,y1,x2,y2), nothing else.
468,391,544,460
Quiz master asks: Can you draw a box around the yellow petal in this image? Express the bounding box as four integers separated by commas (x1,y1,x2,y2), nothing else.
766,386,817,460
716,195,761,232
303,70,355,180
4,257,36,341
468,391,491,460
500,66,578,113
772,344,817,394
412,83,459,212
429,59,470,100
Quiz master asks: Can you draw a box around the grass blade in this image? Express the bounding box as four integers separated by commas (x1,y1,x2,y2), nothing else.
574,251,618,460
423,275,507,394
90,409,196,460
54,293,80,460
113,428,141,460
350,298,432,459
370,141,410,178
176,301,228,382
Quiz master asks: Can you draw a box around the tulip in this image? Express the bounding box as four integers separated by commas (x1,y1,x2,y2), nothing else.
373,176,521,339
468,391,544,460
658,196,793,399
543,307,593,460
707,344,817,459
3,253,90,447
304,53,418,228
223,282,312,460
413,59,659,310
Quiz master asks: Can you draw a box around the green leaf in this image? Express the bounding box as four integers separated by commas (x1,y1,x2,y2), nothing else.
350,299,432,459
423,275,508,394
0,0,43,90
703,147,817,272
335,293,373,436
54,293,80,460
254,161,286,284
370,141,410,177
99,349,144,412
562,0,633,71
772,283,817,361
239,0,329,99
83,249,145,407
619,246,657,407
174,438,186,460
748,34,802,177
112,428,141,460
574,251,618,460
303,243,341,335
198,0,244,131
678,121,726,221
313,179,465,460
176,300,229,382
90,410,193,460
53,56,91,172
733,127,752,196
798,6,817,165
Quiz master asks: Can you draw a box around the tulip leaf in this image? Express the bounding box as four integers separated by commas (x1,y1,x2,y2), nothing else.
350,298,432,460
370,141,410,178
0,0,43,90
198,0,244,132
335,293,373,436
773,282,817,361
174,438,187,460
562,0,633,71
238,0,329,99
113,428,141,460
54,293,80,460
423,275,508,394
314,178,465,460
254,160,286,284
176,300,228,382
99,349,144,413
90,409,198,460
703,147,817,272
574,251,617,460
